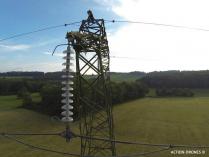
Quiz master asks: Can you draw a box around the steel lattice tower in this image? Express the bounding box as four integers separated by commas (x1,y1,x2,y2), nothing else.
66,11,116,156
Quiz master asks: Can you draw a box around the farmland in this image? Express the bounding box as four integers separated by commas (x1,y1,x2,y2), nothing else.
1,93,209,156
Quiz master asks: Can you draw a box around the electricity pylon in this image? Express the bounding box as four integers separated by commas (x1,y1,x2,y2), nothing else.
65,10,116,156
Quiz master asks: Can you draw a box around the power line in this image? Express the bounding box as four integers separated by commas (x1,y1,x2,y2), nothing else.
105,19,209,32
0,21,81,42
76,134,167,148
110,56,137,59
75,134,209,149
118,147,170,157
2,132,209,157
2,132,209,149
93,147,171,157
1,19,209,43
0,132,62,136
2,134,80,157
110,56,150,61
1,134,171,157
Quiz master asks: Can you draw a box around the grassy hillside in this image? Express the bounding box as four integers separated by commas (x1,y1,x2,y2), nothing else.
1,94,209,156
0,94,80,157
114,97,209,156
110,72,145,82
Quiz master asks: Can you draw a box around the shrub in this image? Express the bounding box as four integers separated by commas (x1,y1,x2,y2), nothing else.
22,92,32,106
17,86,28,98
156,88,194,97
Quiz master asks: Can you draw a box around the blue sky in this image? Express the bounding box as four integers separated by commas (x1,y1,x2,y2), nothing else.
0,0,120,72
2,0,209,72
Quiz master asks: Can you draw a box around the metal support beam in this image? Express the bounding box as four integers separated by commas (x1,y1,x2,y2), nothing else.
66,10,116,156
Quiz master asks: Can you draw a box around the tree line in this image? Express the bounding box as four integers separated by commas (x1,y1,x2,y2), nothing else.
3,70,209,116
0,71,146,81
0,78,44,95
2,70,209,88
26,81,149,118
156,88,194,97
0,77,148,117
141,70,209,88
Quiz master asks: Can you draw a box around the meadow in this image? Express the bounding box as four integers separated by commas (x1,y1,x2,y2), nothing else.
1,93,209,156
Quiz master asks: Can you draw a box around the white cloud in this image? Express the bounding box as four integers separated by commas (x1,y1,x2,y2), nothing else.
1,62,62,72
0,39,58,53
0,44,30,51
43,51,65,57
93,0,120,8
96,0,209,72
34,39,60,47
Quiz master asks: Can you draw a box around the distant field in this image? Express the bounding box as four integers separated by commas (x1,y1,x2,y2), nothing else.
147,88,209,97
87,73,144,82
192,89,209,97
1,94,209,156
110,73,142,82
0,76,33,80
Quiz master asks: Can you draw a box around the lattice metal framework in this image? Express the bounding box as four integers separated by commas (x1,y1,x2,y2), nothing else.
66,11,116,156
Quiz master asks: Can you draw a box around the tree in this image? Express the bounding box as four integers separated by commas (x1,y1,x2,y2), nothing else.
17,86,28,98
22,92,32,106
40,84,62,115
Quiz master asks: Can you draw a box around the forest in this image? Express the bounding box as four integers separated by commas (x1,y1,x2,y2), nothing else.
0,77,148,117
1,70,209,116
142,70,209,88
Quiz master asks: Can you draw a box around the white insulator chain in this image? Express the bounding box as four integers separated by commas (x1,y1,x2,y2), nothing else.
61,45,75,123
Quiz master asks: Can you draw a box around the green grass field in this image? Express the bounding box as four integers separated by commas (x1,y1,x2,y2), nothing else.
110,73,141,82
1,93,209,156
